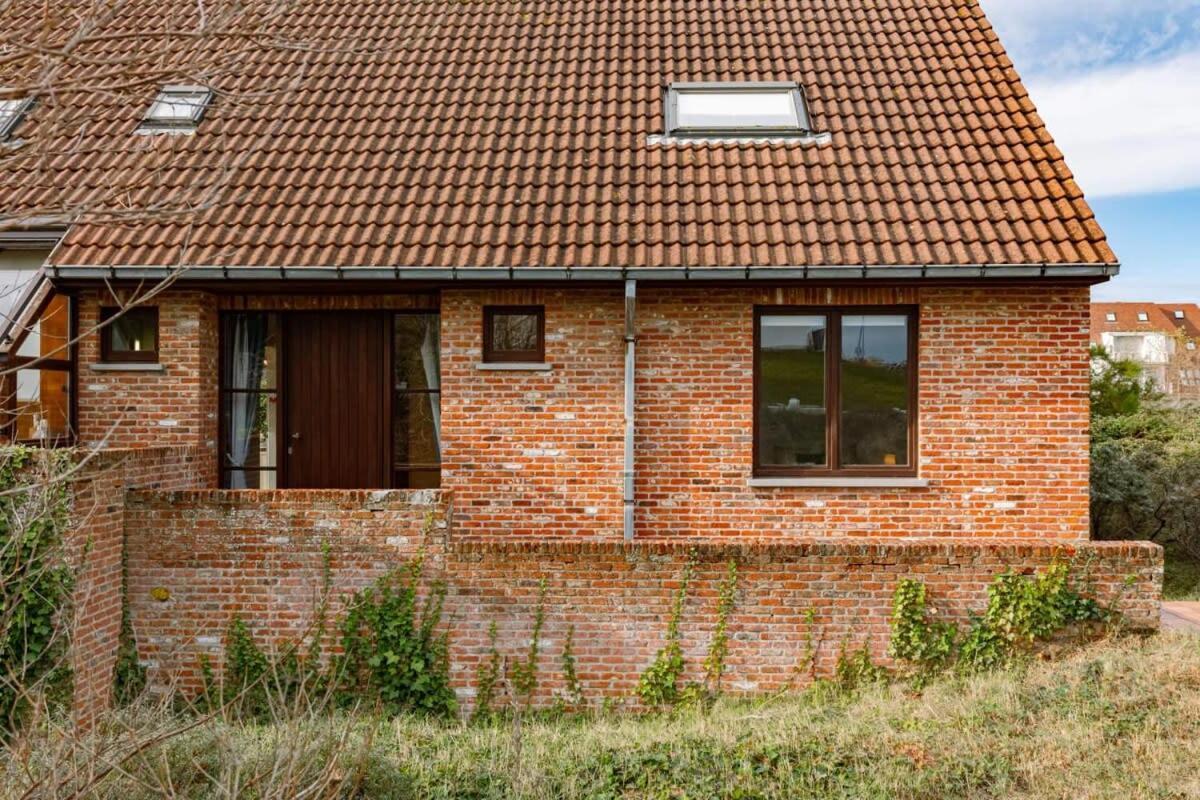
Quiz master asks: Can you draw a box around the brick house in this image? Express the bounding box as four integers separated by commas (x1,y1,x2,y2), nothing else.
0,0,1161,719
1091,302,1200,396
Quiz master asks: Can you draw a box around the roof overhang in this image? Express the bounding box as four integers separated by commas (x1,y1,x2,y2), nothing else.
46,263,1120,283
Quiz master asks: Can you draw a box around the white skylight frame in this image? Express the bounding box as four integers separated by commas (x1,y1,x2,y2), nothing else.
139,85,213,131
1105,312,1117,322
665,82,812,138
1175,310,1185,319
1137,312,1149,322
0,96,33,140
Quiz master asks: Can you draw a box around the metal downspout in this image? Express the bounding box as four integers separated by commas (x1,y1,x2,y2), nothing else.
623,279,637,541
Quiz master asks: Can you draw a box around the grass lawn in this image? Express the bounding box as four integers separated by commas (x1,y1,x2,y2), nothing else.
14,634,1200,799
1164,544,1200,601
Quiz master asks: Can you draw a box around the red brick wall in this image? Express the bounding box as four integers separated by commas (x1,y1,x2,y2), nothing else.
77,289,218,478
124,488,452,695
440,288,625,537
122,490,1161,709
635,284,1092,539
68,446,209,726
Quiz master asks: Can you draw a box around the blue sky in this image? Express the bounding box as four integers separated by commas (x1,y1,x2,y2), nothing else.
980,0,1200,302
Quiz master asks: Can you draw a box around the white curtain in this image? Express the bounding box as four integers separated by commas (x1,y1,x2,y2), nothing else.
226,315,268,488
419,315,441,454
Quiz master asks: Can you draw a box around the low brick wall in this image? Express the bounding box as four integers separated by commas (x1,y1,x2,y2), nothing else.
68,446,210,726
123,489,1162,709
125,488,451,695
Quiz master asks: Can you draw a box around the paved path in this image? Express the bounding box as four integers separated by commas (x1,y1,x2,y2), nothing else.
1162,602,1200,632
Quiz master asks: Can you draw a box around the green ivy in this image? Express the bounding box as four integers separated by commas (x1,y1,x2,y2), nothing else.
890,562,1107,679
112,538,146,706
702,560,738,696
510,579,547,707
833,643,887,692
636,558,694,708
0,446,73,735
471,621,502,723
333,557,456,718
888,580,957,683
558,623,584,710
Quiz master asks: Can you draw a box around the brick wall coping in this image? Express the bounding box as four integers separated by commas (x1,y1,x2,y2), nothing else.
449,537,1163,560
127,488,450,504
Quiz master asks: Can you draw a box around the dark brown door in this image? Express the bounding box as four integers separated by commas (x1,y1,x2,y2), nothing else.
283,313,390,488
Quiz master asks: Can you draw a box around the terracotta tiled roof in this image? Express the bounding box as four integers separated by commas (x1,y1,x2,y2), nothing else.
2,0,1115,270
1091,303,1200,343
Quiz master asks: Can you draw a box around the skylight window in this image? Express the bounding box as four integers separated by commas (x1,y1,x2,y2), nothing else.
140,85,212,131
1105,312,1117,322
666,82,811,137
1137,312,1149,322
0,97,32,140
1175,310,1185,319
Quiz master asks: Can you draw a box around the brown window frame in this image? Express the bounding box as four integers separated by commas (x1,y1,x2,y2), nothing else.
753,305,919,479
1,290,78,446
100,306,159,363
482,305,545,363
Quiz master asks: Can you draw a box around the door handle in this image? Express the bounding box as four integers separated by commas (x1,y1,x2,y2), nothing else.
288,431,301,455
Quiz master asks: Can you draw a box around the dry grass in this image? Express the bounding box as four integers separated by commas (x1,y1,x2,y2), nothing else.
4,633,1200,799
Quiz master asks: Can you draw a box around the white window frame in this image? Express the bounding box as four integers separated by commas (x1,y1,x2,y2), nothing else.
139,85,213,131
1137,312,1149,322
665,82,812,137
1105,312,1117,322
0,96,33,140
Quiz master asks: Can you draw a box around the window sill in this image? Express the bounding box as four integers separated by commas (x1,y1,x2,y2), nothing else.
90,362,165,372
475,362,553,372
749,477,929,489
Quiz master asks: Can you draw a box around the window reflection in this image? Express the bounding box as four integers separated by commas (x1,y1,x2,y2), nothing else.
757,315,826,467
840,315,910,467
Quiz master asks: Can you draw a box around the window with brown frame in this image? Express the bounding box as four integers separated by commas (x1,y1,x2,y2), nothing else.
0,292,77,445
754,307,918,477
482,305,544,363
100,306,159,362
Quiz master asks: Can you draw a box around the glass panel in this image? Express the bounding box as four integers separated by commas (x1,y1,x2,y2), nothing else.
393,391,440,470
222,313,278,390
394,314,440,391
492,312,539,354
225,469,277,490
109,308,158,354
1111,336,1143,360
840,315,910,467
147,91,208,121
758,315,826,467
13,367,71,442
677,90,799,129
221,392,278,471
0,250,47,336
16,294,70,360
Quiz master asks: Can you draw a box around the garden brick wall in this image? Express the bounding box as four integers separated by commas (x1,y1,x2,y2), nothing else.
68,446,209,727
122,489,1161,709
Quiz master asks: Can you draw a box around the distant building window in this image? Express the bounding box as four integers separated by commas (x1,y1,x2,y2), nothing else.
1105,312,1117,322
100,306,159,362
666,83,811,137
139,85,212,131
0,96,32,140
1175,310,1185,319
1111,335,1144,361
1189,341,1197,351
755,307,917,477
1137,312,1149,322
483,306,544,363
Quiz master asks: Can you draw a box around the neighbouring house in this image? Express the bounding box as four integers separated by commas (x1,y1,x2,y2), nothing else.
0,0,1162,722
1091,302,1200,397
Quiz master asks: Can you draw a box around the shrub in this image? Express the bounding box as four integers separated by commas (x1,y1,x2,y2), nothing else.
636,560,694,707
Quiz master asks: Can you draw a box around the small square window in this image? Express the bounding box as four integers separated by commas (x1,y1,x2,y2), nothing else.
1105,312,1117,322
1175,310,1185,319
483,306,544,363
100,306,159,362
1137,312,1149,322
666,83,811,137
0,96,32,140
140,85,212,131
1188,341,1197,351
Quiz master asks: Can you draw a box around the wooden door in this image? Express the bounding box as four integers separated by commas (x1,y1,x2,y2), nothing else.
283,312,390,488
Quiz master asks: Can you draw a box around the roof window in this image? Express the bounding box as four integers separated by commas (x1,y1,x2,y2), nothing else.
0,96,32,140
1137,312,1149,322
1175,310,1185,319
1105,312,1117,322
666,83,811,137
139,85,212,131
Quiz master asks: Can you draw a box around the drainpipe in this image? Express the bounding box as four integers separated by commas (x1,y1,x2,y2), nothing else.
623,279,637,542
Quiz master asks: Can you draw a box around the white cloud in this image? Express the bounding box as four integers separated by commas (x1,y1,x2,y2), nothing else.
1026,51,1200,197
